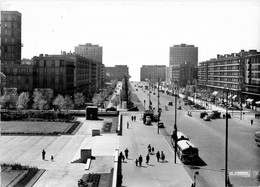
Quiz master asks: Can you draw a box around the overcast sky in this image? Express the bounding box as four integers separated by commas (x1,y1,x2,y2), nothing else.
2,0,260,81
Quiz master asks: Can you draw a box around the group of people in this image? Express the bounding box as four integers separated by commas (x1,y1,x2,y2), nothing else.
131,116,137,121
134,144,166,167
42,149,54,161
119,148,129,162
120,145,166,167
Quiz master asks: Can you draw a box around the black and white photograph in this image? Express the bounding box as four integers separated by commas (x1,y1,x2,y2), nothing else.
0,0,260,186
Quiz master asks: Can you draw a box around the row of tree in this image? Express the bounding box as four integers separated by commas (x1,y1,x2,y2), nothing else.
0,88,85,111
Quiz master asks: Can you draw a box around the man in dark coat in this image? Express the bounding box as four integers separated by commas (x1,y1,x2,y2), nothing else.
124,148,129,159
138,155,143,166
146,154,150,164
156,151,160,162
42,149,46,160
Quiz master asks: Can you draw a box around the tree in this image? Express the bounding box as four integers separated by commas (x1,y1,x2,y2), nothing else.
33,88,53,110
0,88,18,109
63,95,74,113
111,95,120,107
92,93,102,106
0,72,6,95
53,94,65,111
74,92,85,109
16,92,30,109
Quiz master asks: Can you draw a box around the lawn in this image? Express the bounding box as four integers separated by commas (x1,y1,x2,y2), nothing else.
0,121,73,134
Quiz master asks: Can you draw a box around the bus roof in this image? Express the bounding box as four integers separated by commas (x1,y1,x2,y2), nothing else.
176,131,189,140
177,140,197,151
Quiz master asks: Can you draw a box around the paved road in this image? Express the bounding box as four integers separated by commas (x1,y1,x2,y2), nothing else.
132,81,260,187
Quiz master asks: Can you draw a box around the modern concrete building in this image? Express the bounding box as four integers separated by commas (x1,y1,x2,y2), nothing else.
74,43,104,89
169,44,198,85
197,50,260,104
0,11,22,65
169,44,198,67
243,52,260,104
75,43,102,63
140,65,166,83
105,65,129,81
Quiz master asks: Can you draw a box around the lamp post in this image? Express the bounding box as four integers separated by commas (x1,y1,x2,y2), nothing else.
157,77,160,134
225,88,232,187
174,84,178,164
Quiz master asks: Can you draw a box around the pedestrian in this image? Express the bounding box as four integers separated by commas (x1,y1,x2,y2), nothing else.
151,147,154,154
131,116,134,121
148,147,151,154
42,149,46,160
161,151,165,162
146,154,150,164
138,155,143,167
134,116,136,121
124,148,129,159
51,155,54,161
156,151,160,162
148,144,151,149
135,159,138,166
122,155,125,162
127,121,129,129
251,119,253,125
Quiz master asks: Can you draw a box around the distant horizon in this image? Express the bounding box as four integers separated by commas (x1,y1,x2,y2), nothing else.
2,0,260,81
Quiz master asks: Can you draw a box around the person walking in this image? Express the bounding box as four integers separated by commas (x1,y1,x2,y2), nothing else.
135,159,138,166
161,151,165,162
147,144,151,154
151,147,154,154
251,119,253,125
156,151,160,162
138,155,143,167
127,121,129,129
124,148,129,159
51,155,54,162
42,149,46,160
131,116,134,121
122,154,125,162
146,154,150,164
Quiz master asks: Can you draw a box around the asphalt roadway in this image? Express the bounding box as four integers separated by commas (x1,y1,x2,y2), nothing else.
132,81,260,187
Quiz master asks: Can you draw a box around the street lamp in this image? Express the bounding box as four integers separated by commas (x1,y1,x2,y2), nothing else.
224,87,232,187
174,85,178,164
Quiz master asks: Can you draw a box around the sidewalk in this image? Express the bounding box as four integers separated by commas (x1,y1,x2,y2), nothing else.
119,112,193,187
180,94,260,126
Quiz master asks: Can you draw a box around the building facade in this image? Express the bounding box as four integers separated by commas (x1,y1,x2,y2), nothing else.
197,50,260,104
75,43,102,63
2,53,102,99
105,65,129,81
140,65,166,83
0,11,22,65
74,43,104,89
169,44,198,85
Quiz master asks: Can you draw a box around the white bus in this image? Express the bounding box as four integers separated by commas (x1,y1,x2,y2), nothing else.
176,140,199,164
171,131,189,146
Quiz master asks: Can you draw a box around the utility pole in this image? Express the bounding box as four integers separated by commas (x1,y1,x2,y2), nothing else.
148,80,151,110
157,77,160,134
225,88,231,187
174,84,178,164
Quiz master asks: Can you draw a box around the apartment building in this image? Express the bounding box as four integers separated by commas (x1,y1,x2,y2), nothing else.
198,50,260,103
1,11,22,65
105,65,129,81
140,65,166,83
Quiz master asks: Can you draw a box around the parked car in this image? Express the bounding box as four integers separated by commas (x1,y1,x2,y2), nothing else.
158,122,165,128
106,107,117,111
200,111,208,118
168,102,173,106
128,106,139,111
203,115,211,121
211,110,221,119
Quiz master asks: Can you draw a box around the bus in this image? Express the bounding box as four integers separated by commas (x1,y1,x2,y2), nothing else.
176,140,199,164
171,131,189,146
255,131,260,146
